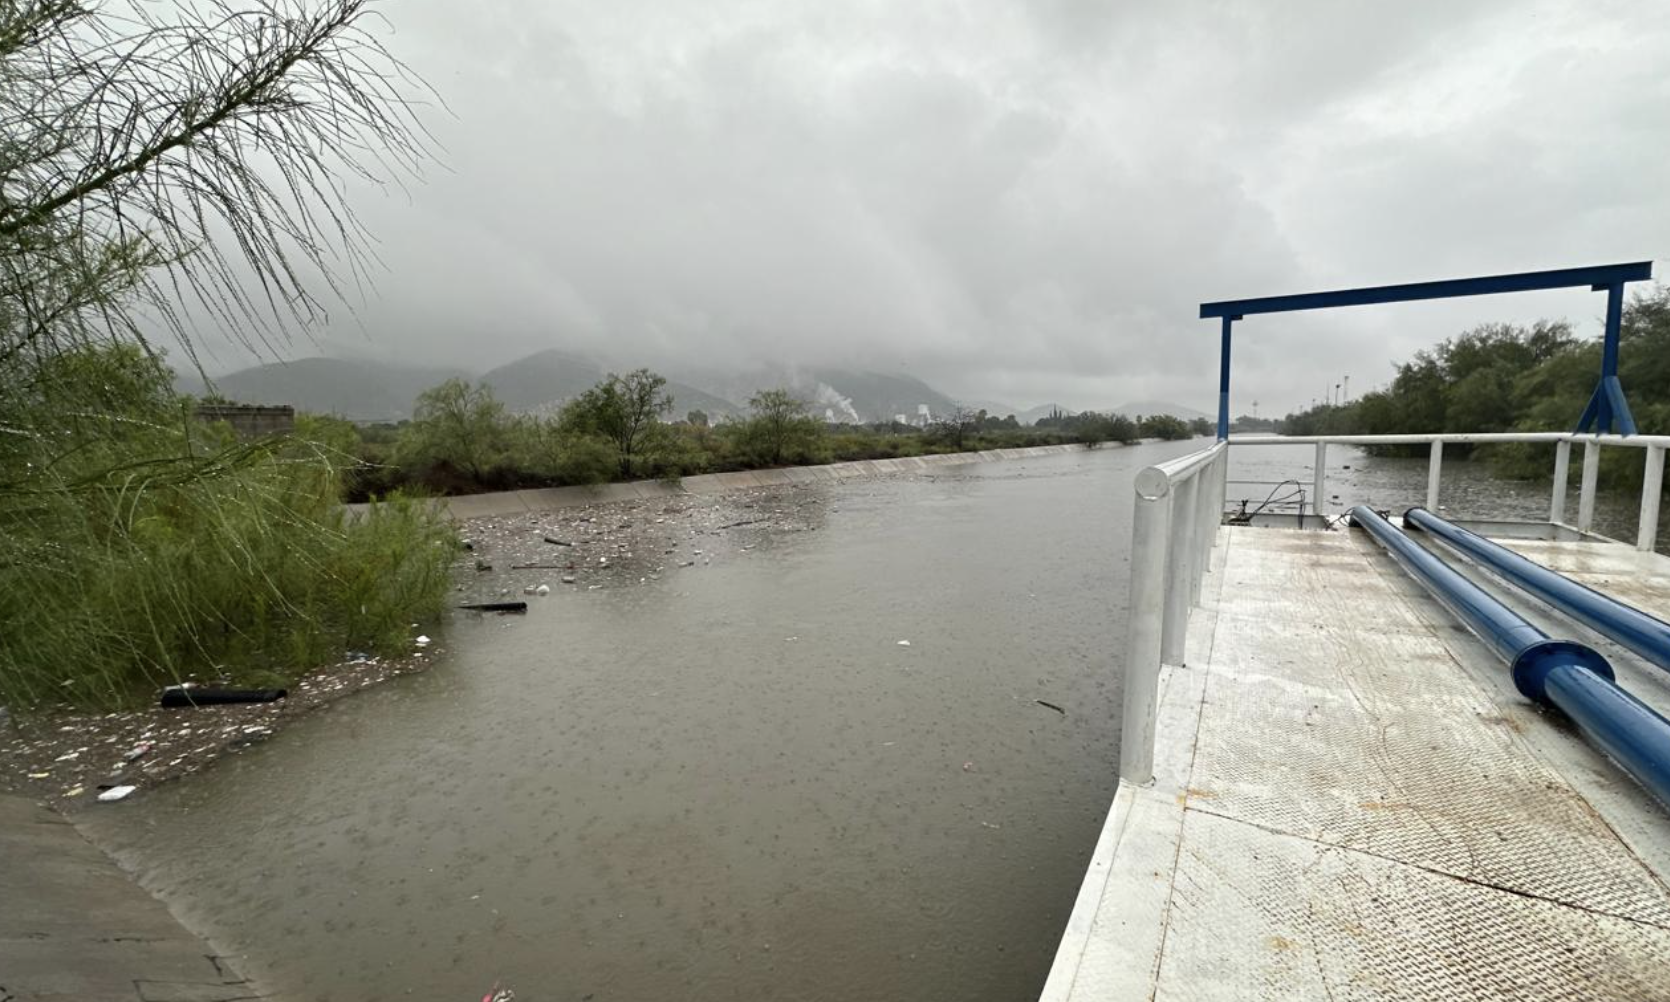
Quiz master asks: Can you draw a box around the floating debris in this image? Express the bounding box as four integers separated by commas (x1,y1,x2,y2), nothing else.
97,785,136,803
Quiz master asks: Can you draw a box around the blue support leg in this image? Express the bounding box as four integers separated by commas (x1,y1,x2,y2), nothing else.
1575,283,1636,435
1216,316,1233,441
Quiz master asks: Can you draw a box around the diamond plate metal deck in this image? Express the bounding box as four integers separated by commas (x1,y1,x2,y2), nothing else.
1043,525,1670,1001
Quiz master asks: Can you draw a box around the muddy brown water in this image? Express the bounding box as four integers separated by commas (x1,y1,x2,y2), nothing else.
77,440,1663,1002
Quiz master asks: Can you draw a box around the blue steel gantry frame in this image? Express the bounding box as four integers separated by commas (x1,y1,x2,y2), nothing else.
1198,261,1655,441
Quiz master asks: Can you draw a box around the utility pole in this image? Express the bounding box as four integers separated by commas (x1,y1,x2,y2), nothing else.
1343,375,1350,402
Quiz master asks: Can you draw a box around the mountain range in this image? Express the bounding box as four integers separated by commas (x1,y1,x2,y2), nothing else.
180,351,1206,426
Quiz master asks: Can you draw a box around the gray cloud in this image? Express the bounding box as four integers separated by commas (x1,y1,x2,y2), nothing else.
219,0,1670,416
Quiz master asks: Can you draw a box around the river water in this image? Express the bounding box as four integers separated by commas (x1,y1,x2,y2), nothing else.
79,439,1666,1002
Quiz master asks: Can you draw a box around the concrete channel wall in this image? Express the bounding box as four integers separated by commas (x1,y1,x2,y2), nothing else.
354,443,1094,521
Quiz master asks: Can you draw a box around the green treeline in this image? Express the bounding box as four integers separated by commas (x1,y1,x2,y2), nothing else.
309,374,1211,501
1274,286,1670,489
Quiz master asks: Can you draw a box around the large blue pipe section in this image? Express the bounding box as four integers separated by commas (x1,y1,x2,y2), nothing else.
1404,506,1670,676
1349,505,1670,807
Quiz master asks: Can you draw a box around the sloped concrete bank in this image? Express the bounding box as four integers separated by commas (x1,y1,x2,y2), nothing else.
389,443,1095,520
0,793,262,1002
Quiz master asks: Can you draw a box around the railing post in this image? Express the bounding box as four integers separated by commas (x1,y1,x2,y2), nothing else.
1162,474,1197,664
1427,440,1444,510
1121,467,1172,784
1551,439,1571,525
1579,440,1601,533
1640,445,1665,553
1312,441,1327,519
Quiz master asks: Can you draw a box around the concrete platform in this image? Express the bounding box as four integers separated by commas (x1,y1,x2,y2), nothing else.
1043,525,1670,1001
0,793,259,1001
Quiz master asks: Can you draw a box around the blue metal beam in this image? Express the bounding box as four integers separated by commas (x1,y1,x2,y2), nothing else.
1200,261,1652,319
1349,506,1670,807
1404,506,1670,675
1201,261,1654,436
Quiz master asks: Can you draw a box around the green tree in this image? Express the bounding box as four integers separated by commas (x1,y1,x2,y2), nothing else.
1067,412,1137,446
739,388,825,465
1137,414,1192,440
931,405,985,451
560,369,674,477
518,417,617,486
396,379,513,481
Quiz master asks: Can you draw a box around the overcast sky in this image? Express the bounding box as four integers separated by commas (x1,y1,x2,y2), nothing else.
233,0,1669,416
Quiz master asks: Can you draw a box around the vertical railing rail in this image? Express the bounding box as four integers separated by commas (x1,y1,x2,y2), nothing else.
1122,442,1227,785
1312,442,1327,518
1580,440,1602,532
1427,441,1444,510
1641,445,1665,553
1551,439,1571,525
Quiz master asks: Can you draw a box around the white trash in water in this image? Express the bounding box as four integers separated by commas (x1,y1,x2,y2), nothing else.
98,785,136,802
897,640,911,647
535,584,551,596
415,635,431,646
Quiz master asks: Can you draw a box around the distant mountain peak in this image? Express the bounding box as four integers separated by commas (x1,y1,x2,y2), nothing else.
1112,400,1211,422
181,349,1011,426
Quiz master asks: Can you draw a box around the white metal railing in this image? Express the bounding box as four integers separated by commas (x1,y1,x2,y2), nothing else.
1231,432,1670,553
1120,441,1228,784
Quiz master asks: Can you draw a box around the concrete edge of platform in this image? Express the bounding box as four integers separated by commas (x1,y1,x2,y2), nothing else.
1038,529,1229,1001
1037,658,1209,1002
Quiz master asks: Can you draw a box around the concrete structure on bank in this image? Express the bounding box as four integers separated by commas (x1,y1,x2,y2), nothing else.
194,403,295,438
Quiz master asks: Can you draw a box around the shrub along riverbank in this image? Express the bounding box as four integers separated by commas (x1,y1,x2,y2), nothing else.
303,371,1209,502
0,347,455,711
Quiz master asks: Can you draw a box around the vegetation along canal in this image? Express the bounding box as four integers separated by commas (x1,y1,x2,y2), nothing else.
74,440,1661,1001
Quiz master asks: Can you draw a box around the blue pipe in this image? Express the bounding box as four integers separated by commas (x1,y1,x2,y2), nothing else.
1349,506,1670,806
1404,506,1670,676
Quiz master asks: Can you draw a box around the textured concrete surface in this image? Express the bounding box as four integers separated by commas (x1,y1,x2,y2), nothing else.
1042,526,1670,1001
0,794,261,1001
